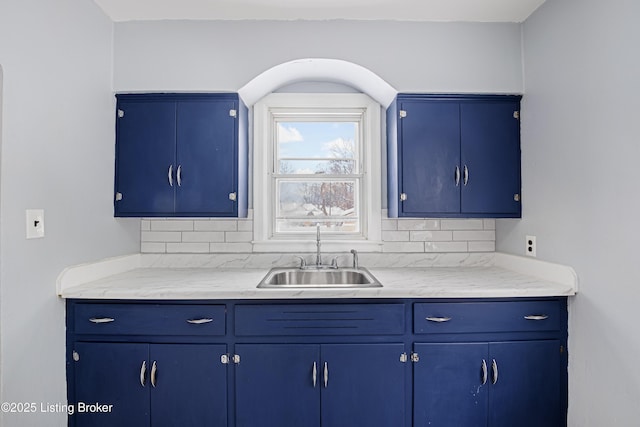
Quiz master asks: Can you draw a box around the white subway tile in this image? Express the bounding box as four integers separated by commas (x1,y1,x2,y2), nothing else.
194,220,237,232
182,231,225,242
210,243,253,253
141,220,151,231
381,219,398,231
141,242,166,253
441,219,484,230
225,231,253,242
453,230,496,241
410,230,453,241
237,220,253,232
382,242,425,253
483,219,496,230
142,231,182,242
150,220,194,231
166,242,210,253
468,241,496,252
382,231,410,242
397,219,440,231
425,241,468,252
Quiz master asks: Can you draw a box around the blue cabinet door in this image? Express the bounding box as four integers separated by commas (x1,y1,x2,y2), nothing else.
399,100,461,215
73,342,150,427
150,344,227,427
461,102,521,215
176,99,238,215
321,343,406,427
235,344,321,427
115,100,176,215
488,340,562,427
413,342,489,427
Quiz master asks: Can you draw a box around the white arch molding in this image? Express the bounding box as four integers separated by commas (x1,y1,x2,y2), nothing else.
238,58,397,108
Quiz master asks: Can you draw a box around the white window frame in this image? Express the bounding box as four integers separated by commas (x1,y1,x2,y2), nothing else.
253,93,382,253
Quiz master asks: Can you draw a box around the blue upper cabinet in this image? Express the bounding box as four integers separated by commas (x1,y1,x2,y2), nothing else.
114,93,248,217
387,94,522,218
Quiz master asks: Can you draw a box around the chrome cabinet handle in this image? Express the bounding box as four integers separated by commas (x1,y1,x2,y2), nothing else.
323,362,328,388
89,317,115,324
425,317,452,323
491,359,498,384
455,166,460,186
151,361,157,388
187,318,214,324
524,315,549,321
140,360,147,387
463,165,469,185
177,165,182,187
481,359,488,385
168,165,173,187
312,362,317,388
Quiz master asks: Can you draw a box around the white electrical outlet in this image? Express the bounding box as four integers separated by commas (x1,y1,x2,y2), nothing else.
525,235,536,257
26,209,45,239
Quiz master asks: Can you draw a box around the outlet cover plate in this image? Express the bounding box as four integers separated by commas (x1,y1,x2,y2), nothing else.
26,209,45,239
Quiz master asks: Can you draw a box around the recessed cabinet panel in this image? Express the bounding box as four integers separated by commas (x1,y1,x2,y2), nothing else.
399,100,461,215
115,101,176,215
176,99,237,215
461,102,521,215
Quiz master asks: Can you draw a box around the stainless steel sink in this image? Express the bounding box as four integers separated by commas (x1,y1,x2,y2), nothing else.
257,267,382,289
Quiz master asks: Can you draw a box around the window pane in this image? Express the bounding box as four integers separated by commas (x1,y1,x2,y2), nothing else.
277,122,357,161
279,159,356,175
276,180,357,233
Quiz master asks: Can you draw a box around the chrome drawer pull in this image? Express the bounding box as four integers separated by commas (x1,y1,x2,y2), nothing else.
187,318,214,324
312,362,317,388
524,315,549,321
491,359,498,385
89,317,115,324
481,359,488,385
140,361,147,387
323,362,329,388
425,316,452,323
151,361,157,388
168,165,173,187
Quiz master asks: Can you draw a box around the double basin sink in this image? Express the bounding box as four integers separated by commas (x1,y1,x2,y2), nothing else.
258,267,382,289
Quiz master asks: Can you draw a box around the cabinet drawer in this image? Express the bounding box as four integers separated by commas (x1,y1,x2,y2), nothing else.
414,300,561,334
235,303,405,336
73,304,226,336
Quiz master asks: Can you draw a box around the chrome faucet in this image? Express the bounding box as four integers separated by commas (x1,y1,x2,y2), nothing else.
316,224,322,266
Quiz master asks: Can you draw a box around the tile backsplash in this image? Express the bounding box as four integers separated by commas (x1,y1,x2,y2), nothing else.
141,211,495,254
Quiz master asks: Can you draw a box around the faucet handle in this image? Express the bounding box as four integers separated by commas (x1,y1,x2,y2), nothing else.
330,256,340,269
293,256,307,269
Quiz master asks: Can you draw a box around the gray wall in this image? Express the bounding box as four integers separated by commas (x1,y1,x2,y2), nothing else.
497,0,640,424
0,1,139,425
113,20,523,94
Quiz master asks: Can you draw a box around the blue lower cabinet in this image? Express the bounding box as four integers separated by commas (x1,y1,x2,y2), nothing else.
73,342,150,427
149,344,228,427
488,340,562,427
235,343,405,427
71,342,227,427
321,343,406,427
235,344,321,427
414,340,564,427
67,299,567,427
413,342,489,427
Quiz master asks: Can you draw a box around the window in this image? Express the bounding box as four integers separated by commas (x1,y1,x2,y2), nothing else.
254,93,381,252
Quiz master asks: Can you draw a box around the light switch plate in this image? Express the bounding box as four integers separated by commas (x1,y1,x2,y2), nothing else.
26,209,45,239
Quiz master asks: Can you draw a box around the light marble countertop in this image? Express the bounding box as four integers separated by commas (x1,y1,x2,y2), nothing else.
58,253,577,300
